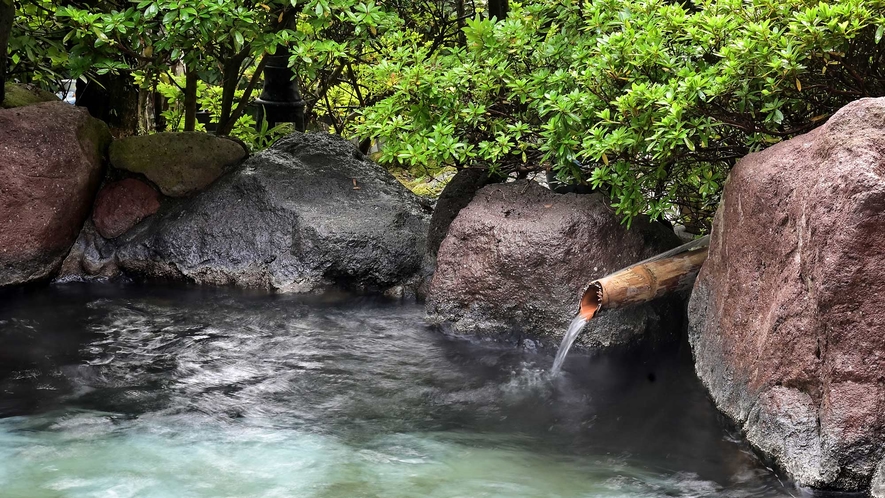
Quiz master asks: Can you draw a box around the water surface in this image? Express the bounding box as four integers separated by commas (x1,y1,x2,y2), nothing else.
0,283,793,497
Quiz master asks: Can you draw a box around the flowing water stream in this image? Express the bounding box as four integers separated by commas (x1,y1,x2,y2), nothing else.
0,283,793,497
550,316,588,375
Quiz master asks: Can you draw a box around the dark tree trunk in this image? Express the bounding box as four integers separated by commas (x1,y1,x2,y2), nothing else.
215,51,249,135
76,73,140,138
154,92,168,131
487,0,507,21
183,69,198,132
137,87,157,133
217,53,268,136
456,0,466,46
0,0,13,104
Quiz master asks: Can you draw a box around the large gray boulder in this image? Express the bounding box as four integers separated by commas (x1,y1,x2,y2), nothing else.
102,132,430,293
688,98,885,492
0,102,111,287
427,181,683,349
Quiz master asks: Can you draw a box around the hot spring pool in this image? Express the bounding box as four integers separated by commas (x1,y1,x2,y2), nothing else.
0,283,792,497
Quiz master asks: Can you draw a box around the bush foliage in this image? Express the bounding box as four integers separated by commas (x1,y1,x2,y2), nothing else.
6,0,885,225
358,0,885,226
7,0,403,139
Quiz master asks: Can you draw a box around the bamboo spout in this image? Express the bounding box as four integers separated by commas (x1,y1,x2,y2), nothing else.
578,236,710,319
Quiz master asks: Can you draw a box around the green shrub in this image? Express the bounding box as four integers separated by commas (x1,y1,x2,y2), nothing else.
358,0,885,227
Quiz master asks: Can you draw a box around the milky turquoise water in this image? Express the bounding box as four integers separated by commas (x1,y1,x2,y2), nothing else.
0,284,793,498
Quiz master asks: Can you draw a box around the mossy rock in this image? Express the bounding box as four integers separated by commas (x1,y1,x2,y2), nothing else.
109,132,248,197
1,83,61,109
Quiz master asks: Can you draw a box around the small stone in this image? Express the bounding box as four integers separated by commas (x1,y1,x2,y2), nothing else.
92,178,161,239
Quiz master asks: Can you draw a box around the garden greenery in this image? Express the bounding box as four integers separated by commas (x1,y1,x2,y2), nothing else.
5,0,885,226
8,0,404,138
357,0,885,227
151,72,295,150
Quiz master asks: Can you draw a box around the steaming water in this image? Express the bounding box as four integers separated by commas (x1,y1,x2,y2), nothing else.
0,283,793,498
550,315,589,375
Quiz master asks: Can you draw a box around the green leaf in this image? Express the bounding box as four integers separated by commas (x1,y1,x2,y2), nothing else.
683,136,695,151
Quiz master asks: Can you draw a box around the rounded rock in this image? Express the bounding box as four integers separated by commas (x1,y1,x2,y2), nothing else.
426,180,683,349
688,97,885,492
92,178,161,239
0,102,111,287
109,132,247,197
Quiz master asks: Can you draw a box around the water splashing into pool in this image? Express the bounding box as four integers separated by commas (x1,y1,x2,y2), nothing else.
0,283,791,497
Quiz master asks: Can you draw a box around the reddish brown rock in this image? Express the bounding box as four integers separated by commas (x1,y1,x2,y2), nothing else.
688,97,885,492
427,180,682,349
0,102,111,287
92,178,161,239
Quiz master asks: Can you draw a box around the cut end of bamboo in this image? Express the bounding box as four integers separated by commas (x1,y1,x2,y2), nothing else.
579,282,602,320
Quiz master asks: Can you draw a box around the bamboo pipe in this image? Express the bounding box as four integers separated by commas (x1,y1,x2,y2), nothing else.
578,236,710,320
